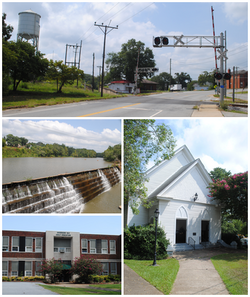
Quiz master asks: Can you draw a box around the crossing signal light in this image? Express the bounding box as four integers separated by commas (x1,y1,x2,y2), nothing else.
224,73,231,80
154,37,161,46
153,37,169,47
162,37,169,45
214,72,222,80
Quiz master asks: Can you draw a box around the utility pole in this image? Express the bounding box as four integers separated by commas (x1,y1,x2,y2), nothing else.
134,48,140,94
97,66,102,91
92,53,95,92
94,22,118,97
219,32,224,105
233,66,235,102
169,58,171,90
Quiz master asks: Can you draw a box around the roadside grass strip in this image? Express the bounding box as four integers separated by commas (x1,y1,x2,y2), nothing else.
124,258,179,295
39,284,121,295
211,253,248,295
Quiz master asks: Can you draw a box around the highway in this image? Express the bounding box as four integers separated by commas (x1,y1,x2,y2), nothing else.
3,90,218,118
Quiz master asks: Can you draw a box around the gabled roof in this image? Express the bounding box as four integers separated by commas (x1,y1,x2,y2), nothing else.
145,145,212,200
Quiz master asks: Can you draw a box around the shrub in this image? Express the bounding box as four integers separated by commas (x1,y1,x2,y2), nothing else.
124,223,169,260
71,256,103,283
2,276,10,281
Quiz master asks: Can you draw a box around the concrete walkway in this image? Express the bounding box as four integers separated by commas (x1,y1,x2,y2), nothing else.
2,282,59,295
192,104,223,117
124,264,164,295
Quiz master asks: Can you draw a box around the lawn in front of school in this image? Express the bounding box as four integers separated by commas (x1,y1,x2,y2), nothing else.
211,252,248,295
39,283,121,295
124,258,179,294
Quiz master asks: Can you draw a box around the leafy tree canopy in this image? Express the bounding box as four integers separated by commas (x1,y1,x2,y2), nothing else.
103,144,121,162
106,39,156,83
151,72,174,90
4,40,49,91
46,60,84,93
198,70,215,86
209,167,231,181
124,120,176,213
208,171,248,222
2,13,13,41
174,72,192,87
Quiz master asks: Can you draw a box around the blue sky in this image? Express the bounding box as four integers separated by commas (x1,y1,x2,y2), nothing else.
2,215,121,235
2,2,247,80
2,119,121,152
150,119,248,174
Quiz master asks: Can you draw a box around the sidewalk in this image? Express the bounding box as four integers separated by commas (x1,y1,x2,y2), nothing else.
124,264,163,295
192,104,223,117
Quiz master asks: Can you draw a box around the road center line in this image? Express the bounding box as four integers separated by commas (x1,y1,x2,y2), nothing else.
77,103,141,117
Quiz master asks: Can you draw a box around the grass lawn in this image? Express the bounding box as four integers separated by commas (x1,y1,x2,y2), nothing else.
211,253,248,295
124,258,179,294
3,82,126,110
39,284,121,295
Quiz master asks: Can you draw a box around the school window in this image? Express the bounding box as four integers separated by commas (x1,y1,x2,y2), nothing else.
35,238,42,252
2,261,8,276
110,263,117,275
2,236,9,251
11,261,18,276
54,238,71,253
25,261,32,276
90,239,96,253
35,261,42,276
12,237,19,252
110,240,116,254
101,240,108,254
25,237,33,252
81,239,88,253
102,262,109,275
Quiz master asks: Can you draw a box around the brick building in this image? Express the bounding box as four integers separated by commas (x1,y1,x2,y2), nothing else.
226,69,248,89
2,230,121,281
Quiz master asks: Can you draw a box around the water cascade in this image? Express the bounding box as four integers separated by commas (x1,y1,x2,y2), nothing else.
2,167,121,214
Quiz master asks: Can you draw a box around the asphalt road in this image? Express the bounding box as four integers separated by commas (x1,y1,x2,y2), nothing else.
2,282,59,295
3,90,217,118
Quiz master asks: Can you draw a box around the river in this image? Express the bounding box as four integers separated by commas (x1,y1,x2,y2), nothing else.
2,157,113,184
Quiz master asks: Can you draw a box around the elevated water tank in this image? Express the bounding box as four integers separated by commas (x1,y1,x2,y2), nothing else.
17,9,41,50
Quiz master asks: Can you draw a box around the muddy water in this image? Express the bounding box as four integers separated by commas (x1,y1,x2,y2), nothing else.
81,183,121,214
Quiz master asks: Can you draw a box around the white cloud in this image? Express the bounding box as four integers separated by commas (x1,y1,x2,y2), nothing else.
224,2,248,24
2,119,121,152
174,119,248,174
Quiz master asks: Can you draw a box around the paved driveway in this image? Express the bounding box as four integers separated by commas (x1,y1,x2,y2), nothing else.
2,282,59,295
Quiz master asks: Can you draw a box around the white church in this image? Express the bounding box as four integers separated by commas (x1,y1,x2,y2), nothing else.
126,145,221,251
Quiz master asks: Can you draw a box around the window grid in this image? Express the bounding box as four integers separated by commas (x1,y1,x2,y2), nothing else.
2,261,8,276
81,239,88,253
2,236,9,252
11,261,18,276
12,237,19,252
110,240,116,254
35,238,42,252
90,239,96,254
25,237,33,252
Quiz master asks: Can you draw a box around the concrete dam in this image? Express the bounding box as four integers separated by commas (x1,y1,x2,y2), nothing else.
2,166,121,214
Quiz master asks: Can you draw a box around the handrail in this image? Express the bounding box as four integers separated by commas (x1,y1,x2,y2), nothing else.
188,237,195,250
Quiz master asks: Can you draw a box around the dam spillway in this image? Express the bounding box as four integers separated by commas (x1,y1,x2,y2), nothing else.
2,167,121,214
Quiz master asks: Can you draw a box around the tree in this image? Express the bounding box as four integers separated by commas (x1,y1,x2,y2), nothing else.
198,70,215,86
39,258,64,283
124,120,176,213
209,167,231,181
174,72,192,88
46,60,84,93
151,72,174,90
2,13,13,41
187,80,197,91
106,39,156,82
124,223,169,260
5,40,48,91
103,144,121,162
208,171,248,222
71,256,103,283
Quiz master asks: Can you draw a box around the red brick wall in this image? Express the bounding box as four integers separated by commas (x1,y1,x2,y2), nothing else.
2,230,46,258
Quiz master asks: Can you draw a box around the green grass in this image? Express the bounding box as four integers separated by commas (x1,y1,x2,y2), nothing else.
3,81,127,110
124,258,179,294
39,284,121,295
211,253,248,295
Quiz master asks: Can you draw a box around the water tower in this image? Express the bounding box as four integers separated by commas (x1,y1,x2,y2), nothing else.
17,9,41,51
